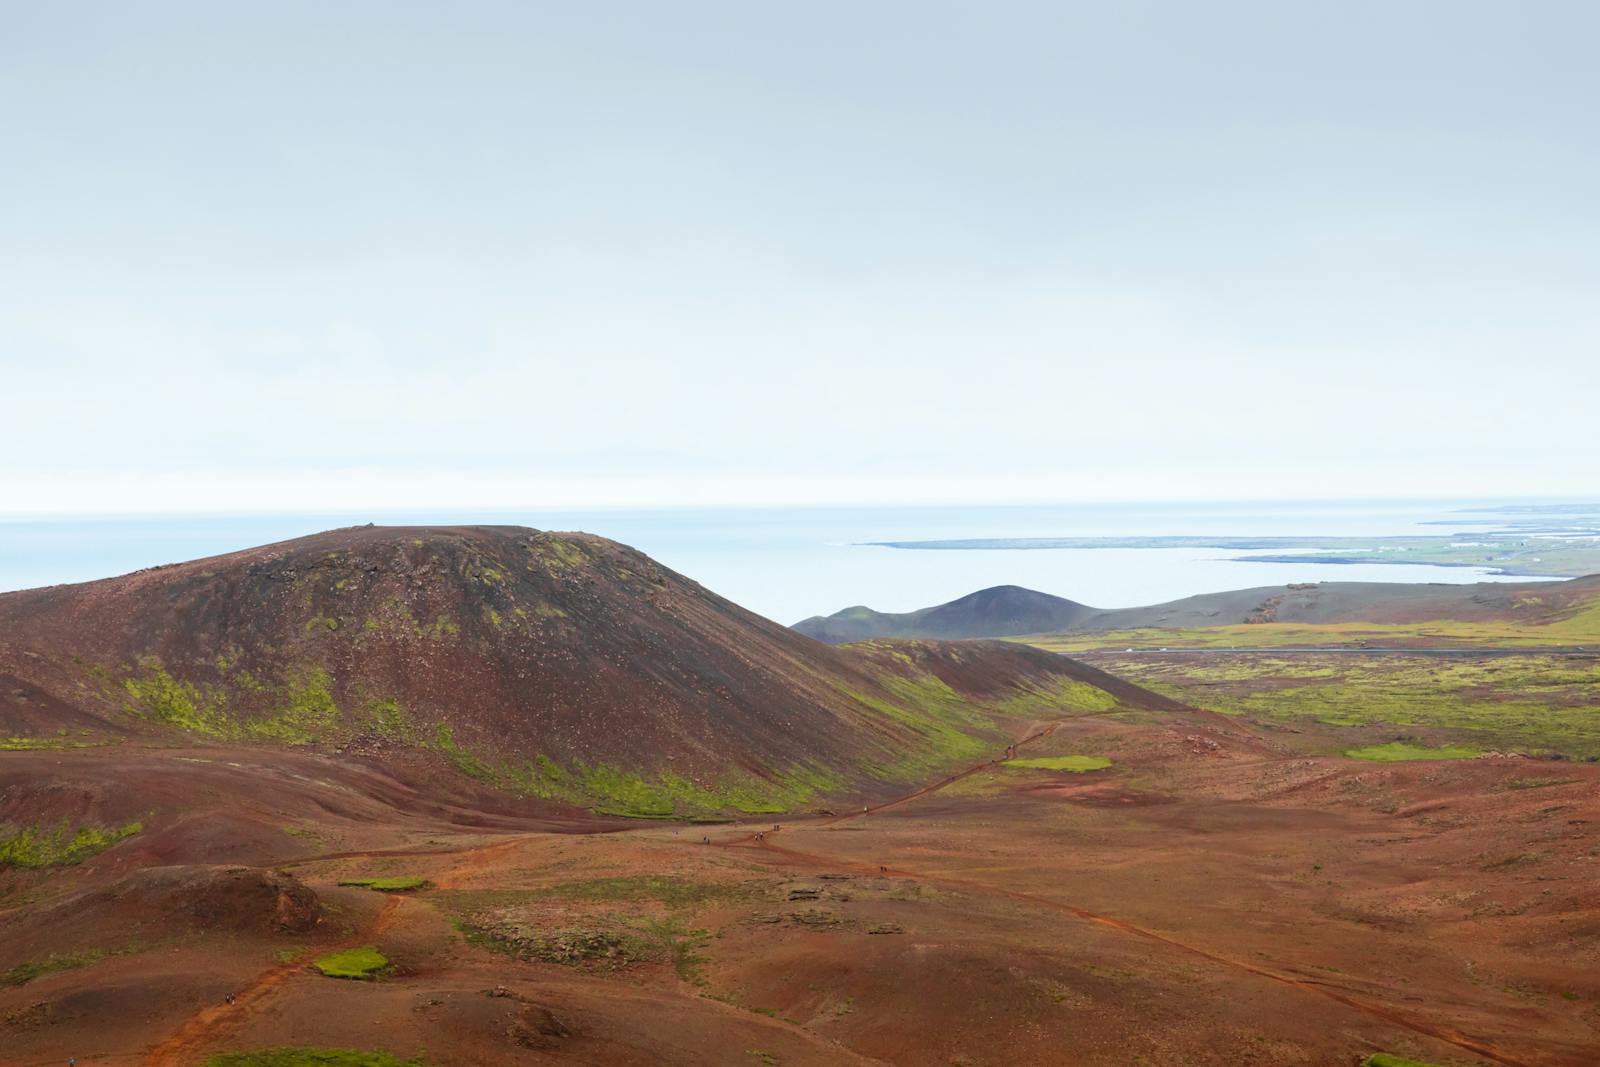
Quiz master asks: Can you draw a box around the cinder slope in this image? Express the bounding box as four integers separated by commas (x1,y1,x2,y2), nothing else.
0,526,1154,812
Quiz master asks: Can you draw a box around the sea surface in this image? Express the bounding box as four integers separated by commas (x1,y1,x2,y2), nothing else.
0,500,1564,626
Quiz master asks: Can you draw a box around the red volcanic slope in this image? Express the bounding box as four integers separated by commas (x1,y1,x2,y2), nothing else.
0,526,1173,788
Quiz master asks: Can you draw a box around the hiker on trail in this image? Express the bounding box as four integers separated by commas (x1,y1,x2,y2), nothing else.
225,992,236,1006
702,835,710,844
879,865,887,874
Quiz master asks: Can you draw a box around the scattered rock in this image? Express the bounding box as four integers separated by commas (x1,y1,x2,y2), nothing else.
0,1002,49,1031
789,908,841,928
509,1004,572,1049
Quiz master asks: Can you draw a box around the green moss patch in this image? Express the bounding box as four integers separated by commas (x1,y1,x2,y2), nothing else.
120,657,359,746
207,1049,424,1067
123,660,231,736
0,735,106,751
312,946,390,980
1362,1054,1446,1067
247,666,342,744
1006,755,1112,772
1,948,123,987
433,728,843,819
0,820,142,867
432,723,495,780
1344,742,1481,762
338,877,430,892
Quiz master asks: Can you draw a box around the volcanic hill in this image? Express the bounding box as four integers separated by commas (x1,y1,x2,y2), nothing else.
797,575,1600,644
794,584,1096,643
0,525,1162,818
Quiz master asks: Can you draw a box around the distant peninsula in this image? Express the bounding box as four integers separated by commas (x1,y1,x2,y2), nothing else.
862,533,1600,578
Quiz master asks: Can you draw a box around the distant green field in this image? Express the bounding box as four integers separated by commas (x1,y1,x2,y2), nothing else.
1027,591,1600,652
1070,652,1600,759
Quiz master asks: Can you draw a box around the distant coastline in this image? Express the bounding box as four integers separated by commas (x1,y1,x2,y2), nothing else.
863,532,1598,580
1227,553,1561,578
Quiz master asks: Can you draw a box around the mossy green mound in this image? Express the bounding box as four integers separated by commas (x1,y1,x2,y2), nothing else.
1344,742,1480,762
1362,1054,1447,1067
1005,755,1112,772
312,946,389,980
337,877,429,892
208,1049,423,1067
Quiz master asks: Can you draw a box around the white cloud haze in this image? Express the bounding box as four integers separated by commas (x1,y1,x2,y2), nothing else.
4,1,1597,513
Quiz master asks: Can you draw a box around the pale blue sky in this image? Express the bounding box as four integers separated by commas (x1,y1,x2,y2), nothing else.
4,1,1597,513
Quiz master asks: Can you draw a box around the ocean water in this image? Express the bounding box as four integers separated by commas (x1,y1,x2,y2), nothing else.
0,500,1560,625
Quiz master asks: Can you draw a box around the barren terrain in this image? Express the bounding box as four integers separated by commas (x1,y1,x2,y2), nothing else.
4,706,1597,1066
2,530,1596,1065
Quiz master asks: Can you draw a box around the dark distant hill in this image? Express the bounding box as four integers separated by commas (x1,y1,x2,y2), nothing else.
795,575,1600,644
794,585,1097,643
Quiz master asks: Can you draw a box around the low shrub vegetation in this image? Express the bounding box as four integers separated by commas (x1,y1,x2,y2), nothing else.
458,912,710,980
207,1049,424,1067
1,948,121,987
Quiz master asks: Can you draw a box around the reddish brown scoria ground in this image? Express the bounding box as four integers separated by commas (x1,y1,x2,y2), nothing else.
2,706,1598,1067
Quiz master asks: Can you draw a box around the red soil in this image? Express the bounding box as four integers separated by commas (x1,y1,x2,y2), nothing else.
2,708,1595,1066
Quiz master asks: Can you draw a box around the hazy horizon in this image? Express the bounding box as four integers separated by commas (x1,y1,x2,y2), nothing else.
6,2,1598,513
0,497,1583,621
